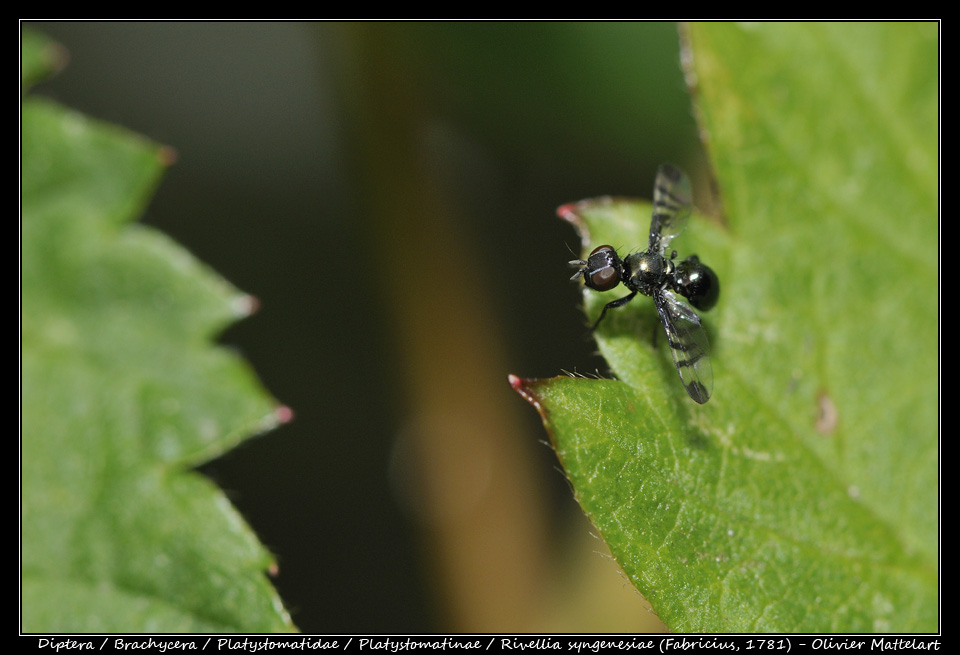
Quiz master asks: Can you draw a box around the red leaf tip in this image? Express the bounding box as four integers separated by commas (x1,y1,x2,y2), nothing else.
157,146,179,167
556,202,580,220
275,405,295,424
232,294,260,317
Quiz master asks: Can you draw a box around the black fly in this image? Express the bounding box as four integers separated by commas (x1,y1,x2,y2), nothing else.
569,164,719,404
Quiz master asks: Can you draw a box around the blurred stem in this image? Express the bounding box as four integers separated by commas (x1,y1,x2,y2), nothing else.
323,24,549,630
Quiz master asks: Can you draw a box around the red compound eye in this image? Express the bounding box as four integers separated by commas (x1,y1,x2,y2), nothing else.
583,245,621,291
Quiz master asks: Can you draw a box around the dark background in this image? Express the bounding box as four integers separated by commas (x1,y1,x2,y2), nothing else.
28,21,709,632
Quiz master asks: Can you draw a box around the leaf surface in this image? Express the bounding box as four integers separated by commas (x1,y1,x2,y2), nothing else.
512,22,938,632
22,31,294,632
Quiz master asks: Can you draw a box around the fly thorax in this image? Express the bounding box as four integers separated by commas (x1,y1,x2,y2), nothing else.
624,251,666,295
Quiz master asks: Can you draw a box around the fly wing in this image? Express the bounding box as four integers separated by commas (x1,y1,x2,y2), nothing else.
649,164,693,255
655,289,713,404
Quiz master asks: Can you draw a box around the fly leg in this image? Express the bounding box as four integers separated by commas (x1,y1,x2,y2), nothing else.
590,291,637,332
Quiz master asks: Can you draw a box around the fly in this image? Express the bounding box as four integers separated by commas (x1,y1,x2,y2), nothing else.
569,164,719,403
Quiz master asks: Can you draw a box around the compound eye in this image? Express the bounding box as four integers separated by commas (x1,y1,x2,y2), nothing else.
589,265,619,291
589,245,615,257
585,245,621,291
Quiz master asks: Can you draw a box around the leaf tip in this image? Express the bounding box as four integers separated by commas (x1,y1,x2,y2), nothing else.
555,201,581,221
275,405,295,425
157,145,179,167
557,197,617,251
556,201,590,248
232,293,261,318
21,29,70,88
508,374,544,413
43,39,70,77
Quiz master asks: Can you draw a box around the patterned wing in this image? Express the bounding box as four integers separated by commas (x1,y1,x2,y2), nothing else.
649,164,693,255
655,289,713,404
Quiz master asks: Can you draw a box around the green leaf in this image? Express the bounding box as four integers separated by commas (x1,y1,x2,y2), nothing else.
21,28,66,91
22,38,294,632
511,22,937,632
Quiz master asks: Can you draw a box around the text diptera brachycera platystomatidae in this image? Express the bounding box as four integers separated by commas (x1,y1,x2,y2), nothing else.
569,164,719,404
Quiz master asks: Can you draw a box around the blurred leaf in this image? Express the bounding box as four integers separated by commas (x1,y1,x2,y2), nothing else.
21,35,294,632
512,22,937,632
21,28,66,91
